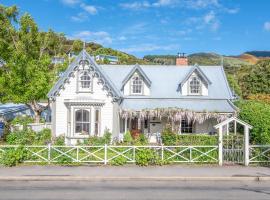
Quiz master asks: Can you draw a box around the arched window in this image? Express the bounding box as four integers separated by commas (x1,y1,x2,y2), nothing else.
75,109,90,135
131,74,143,94
189,76,201,95
79,71,92,91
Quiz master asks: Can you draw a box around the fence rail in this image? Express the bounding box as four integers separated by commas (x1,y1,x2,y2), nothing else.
249,145,270,163
0,145,218,164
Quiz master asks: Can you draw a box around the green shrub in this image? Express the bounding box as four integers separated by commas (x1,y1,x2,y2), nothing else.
135,148,163,166
235,100,270,144
103,129,112,144
86,130,112,145
177,134,218,145
6,129,52,145
11,116,34,127
161,128,177,145
33,129,52,145
110,156,127,166
53,135,65,145
0,147,28,167
6,129,36,145
123,131,133,144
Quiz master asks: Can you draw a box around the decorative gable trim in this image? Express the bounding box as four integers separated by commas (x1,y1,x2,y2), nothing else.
47,50,121,101
177,64,212,92
121,64,152,91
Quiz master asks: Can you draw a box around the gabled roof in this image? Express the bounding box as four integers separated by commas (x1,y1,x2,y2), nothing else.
47,50,121,100
121,64,152,90
177,64,212,92
214,117,252,129
100,65,234,100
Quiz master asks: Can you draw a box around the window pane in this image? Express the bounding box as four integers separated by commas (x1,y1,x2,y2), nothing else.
83,110,89,122
83,123,90,134
131,75,143,94
75,110,82,121
181,119,192,133
75,123,82,133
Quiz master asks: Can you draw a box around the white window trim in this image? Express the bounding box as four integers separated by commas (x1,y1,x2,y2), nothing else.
73,107,91,137
94,107,101,136
129,73,144,95
77,70,93,93
188,75,202,96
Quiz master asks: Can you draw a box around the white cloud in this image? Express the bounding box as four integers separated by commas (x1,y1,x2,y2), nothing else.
120,43,179,53
224,7,239,14
71,12,88,22
120,0,178,10
185,11,220,31
264,22,270,31
153,0,177,7
118,36,127,41
80,3,98,15
120,1,150,10
204,11,215,23
186,0,220,9
61,0,80,6
71,31,112,45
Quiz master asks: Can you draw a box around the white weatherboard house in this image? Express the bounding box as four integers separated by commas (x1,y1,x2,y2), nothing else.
48,50,237,144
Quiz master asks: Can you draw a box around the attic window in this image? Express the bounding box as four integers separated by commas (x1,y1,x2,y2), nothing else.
78,71,92,92
189,76,201,95
130,74,143,95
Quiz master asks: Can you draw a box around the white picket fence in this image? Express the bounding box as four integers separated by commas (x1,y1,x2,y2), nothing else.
0,145,219,164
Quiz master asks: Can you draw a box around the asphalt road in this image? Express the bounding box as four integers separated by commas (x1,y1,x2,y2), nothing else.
0,180,269,200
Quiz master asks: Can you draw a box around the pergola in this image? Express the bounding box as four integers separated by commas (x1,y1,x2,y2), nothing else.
214,117,253,166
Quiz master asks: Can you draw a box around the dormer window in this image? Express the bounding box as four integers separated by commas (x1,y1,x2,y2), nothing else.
189,75,201,95
78,71,92,92
130,74,143,95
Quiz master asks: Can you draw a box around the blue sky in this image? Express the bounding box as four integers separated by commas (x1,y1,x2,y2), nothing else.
2,0,270,57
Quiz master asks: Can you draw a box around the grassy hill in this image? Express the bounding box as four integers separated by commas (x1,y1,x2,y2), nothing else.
143,52,251,68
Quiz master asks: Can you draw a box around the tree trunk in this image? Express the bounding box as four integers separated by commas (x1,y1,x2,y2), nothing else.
27,100,45,123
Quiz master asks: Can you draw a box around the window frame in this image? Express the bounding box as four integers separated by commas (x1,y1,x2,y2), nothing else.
94,108,101,136
130,73,144,95
188,75,202,95
181,119,193,133
74,108,91,136
77,70,93,93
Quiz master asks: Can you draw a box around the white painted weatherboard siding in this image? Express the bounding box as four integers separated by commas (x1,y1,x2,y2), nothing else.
52,68,116,141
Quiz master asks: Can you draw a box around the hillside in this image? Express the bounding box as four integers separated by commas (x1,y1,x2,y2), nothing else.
143,53,251,68
61,40,148,65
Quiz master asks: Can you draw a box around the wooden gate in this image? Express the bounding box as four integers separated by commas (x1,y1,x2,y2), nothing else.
223,134,244,164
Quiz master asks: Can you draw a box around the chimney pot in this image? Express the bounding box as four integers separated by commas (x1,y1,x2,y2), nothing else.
176,52,188,66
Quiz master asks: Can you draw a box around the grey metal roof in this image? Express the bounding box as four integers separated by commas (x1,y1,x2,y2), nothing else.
100,64,233,99
120,99,236,113
121,64,152,90
178,64,212,90
0,103,29,116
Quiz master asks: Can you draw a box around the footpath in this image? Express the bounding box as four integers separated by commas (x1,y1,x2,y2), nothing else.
0,165,269,181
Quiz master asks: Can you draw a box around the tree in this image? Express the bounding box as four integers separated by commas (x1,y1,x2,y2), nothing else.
239,60,270,97
236,100,270,144
0,5,53,122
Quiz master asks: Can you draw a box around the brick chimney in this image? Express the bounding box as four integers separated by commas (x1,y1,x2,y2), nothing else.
176,53,188,66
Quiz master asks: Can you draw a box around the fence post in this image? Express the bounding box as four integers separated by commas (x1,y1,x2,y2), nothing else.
189,147,192,162
133,146,136,162
76,146,79,162
244,126,249,166
104,144,107,165
48,143,51,164
161,145,164,161
218,127,223,166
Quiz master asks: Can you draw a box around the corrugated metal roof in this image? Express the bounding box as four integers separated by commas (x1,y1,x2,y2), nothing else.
100,65,233,99
120,99,236,113
0,103,29,115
